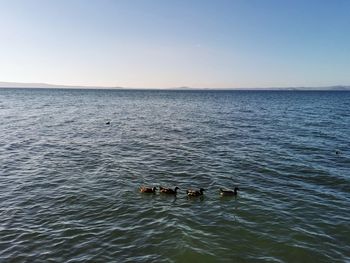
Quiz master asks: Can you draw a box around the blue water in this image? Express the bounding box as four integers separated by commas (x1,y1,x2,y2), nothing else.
0,88,349,262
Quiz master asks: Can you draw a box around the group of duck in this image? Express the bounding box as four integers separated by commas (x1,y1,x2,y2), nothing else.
139,186,240,197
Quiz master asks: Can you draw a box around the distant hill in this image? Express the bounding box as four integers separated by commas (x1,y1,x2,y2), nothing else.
0,81,123,89
266,85,350,91
0,81,349,90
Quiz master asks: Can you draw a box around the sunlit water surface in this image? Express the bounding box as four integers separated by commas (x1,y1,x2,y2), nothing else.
0,88,349,262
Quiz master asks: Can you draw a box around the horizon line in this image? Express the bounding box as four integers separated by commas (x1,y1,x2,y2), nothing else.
0,81,350,91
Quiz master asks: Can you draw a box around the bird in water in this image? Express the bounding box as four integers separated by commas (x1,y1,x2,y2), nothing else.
106,121,110,125
220,187,240,197
186,188,205,197
139,186,157,193
159,186,179,195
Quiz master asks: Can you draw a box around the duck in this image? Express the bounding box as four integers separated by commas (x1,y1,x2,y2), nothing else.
159,186,179,195
106,121,110,125
220,187,240,196
186,188,205,197
139,186,157,193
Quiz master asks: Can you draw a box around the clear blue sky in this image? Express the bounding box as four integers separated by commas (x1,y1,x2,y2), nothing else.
1,0,349,88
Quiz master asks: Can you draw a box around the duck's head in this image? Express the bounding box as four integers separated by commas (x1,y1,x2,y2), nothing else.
234,187,240,192
175,187,180,191
199,188,205,193
153,187,158,191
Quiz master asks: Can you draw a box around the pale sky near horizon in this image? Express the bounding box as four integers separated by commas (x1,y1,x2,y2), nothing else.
1,0,349,88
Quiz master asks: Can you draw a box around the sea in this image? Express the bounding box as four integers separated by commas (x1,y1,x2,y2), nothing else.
0,88,349,263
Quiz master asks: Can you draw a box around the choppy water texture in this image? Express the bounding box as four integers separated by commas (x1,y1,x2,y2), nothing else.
0,88,349,263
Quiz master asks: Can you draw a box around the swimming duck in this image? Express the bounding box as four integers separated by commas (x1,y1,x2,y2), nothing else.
106,121,110,125
139,186,157,193
159,186,179,195
186,188,205,197
220,187,240,196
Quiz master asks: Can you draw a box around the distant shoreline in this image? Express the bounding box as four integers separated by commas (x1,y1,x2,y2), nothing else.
1,87,350,92
0,82,349,91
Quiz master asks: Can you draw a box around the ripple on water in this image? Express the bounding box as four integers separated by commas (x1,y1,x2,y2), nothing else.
0,89,349,262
